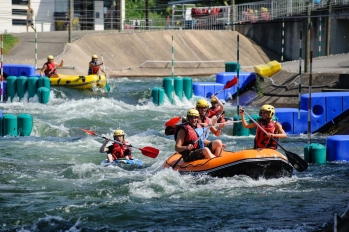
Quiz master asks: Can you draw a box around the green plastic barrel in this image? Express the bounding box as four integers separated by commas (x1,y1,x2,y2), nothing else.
0,116,2,136
304,143,326,164
16,76,27,101
225,62,241,72
37,87,50,104
232,115,250,136
158,88,164,105
162,77,174,103
39,77,50,90
2,114,17,136
151,87,165,106
183,77,192,100
17,114,33,136
27,77,38,99
174,77,183,101
6,76,17,102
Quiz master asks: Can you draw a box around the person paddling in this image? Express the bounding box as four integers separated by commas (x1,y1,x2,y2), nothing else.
175,109,225,162
207,95,226,123
88,54,106,75
100,129,133,163
40,55,64,77
239,105,287,149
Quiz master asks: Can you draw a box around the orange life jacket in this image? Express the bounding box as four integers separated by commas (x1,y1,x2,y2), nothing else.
207,107,226,123
88,61,100,75
254,119,279,149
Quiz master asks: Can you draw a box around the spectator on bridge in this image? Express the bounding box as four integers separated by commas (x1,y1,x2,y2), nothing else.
26,3,36,32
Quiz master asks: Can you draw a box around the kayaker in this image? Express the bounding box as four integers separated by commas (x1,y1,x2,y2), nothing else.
207,95,226,123
88,54,106,75
175,109,226,162
239,105,287,149
40,55,64,77
99,129,133,163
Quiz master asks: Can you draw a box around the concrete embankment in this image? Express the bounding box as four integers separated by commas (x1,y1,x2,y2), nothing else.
4,30,279,77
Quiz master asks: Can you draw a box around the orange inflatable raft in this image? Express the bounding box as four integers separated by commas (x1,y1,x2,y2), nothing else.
162,149,293,179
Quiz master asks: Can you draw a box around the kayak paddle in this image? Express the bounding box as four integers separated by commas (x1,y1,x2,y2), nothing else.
101,54,110,92
81,129,159,158
243,111,308,172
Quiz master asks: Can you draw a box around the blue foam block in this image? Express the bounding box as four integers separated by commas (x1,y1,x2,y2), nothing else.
326,135,349,161
275,108,296,134
193,82,224,100
4,64,36,77
300,93,326,132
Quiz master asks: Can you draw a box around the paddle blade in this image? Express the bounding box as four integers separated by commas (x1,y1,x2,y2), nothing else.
223,77,238,90
284,150,308,172
105,82,110,92
139,146,159,158
81,129,96,136
165,116,181,127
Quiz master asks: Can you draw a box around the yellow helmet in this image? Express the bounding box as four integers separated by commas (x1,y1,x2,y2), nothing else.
113,129,125,136
187,109,200,118
92,54,98,59
211,98,218,104
196,99,209,109
47,55,54,60
259,104,275,117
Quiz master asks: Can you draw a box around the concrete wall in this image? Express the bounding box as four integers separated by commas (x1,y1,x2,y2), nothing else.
236,8,349,61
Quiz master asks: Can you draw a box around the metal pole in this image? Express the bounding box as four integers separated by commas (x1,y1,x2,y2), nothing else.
298,31,302,119
68,0,73,43
231,0,235,31
35,26,38,69
318,17,322,57
236,34,240,114
307,51,313,144
281,18,285,62
305,2,311,73
326,0,331,56
0,34,3,102
172,35,174,78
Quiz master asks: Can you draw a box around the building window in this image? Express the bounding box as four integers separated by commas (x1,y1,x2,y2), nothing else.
12,0,29,5
12,9,27,16
12,19,27,25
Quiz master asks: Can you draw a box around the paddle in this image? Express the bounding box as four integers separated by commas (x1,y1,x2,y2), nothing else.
81,129,159,158
165,116,182,127
243,111,308,172
209,77,238,97
101,54,110,92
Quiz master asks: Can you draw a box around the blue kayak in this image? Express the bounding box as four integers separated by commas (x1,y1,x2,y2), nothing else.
101,158,143,167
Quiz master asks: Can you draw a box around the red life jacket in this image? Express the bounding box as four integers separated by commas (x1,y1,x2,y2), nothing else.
174,123,202,150
254,119,279,149
207,107,225,123
112,141,132,160
44,62,57,77
198,115,210,125
88,61,100,75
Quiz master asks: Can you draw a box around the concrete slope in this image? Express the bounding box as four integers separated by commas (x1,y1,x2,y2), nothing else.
4,30,276,77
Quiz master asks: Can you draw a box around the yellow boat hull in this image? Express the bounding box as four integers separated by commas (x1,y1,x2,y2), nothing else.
49,74,107,90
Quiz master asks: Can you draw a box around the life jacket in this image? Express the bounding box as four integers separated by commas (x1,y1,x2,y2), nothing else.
207,107,226,123
44,62,57,77
174,123,205,149
88,61,100,75
254,119,279,149
111,141,133,160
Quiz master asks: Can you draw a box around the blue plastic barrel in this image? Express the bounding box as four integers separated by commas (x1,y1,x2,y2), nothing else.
174,77,183,101
37,87,50,104
2,114,17,136
162,77,174,103
16,76,27,101
6,76,17,102
0,81,6,102
326,135,349,161
183,77,192,100
17,114,33,136
27,76,39,99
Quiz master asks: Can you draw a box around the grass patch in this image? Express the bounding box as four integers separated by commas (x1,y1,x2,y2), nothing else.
3,34,19,55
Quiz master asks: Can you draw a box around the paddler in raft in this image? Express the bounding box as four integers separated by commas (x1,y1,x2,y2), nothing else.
40,55,64,78
175,109,226,162
99,129,133,163
207,95,226,123
88,54,106,75
239,105,287,149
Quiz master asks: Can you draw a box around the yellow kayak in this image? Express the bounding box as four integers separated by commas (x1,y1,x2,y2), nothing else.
49,74,107,90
